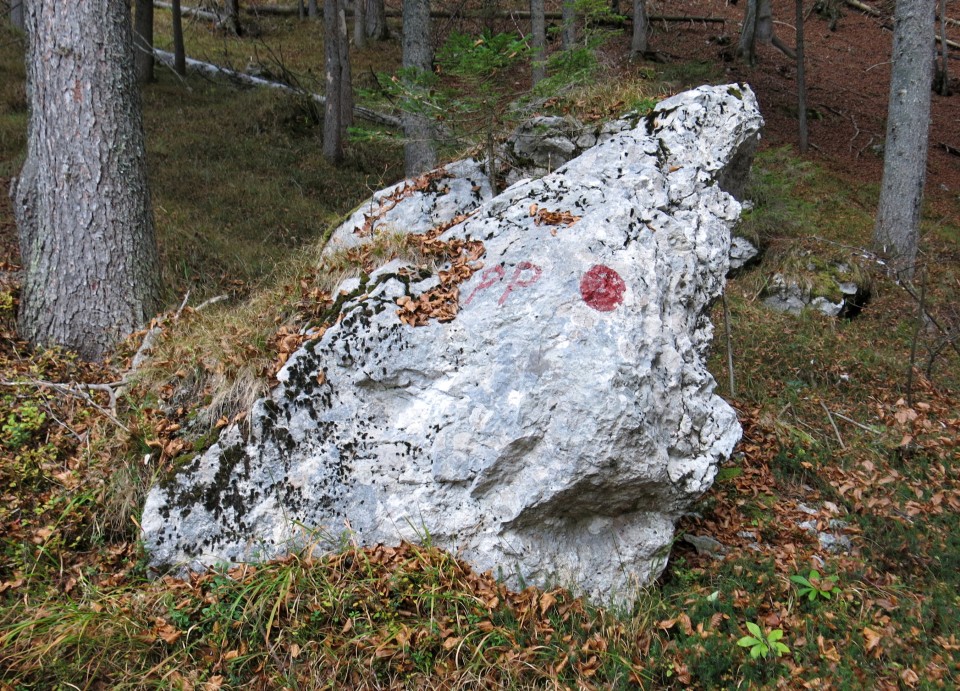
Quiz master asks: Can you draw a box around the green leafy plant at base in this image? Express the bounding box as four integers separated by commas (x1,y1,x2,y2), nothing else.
737,621,790,659
791,569,840,601
1,399,46,450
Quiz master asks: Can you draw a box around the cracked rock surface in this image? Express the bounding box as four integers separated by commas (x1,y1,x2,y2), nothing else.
142,84,762,604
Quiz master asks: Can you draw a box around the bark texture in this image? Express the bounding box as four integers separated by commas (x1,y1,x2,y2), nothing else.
223,0,242,35
172,0,186,75
10,0,25,30
738,0,759,63
530,0,546,85
323,0,352,162
401,0,436,176
133,0,155,84
353,0,366,49
873,0,935,278
12,0,161,360
365,0,388,40
631,0,648,58
561,0,576,49
796,0,807,152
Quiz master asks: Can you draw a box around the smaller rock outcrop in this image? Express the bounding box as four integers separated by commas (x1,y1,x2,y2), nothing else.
762,258,870,318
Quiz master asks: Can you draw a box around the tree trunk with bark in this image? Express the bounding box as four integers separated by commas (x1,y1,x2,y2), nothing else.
172,0,187,75
738,0,759,63
223,0,243,35
631,0,648,58
561,0,577,49
874,0,935,279
934,0,949,95
11,0,161,360
366,0,389,40
309,0,319,20
354,0,367,49
739,0,794,63
10,0,25,31
337,2,353,140
402,0,436,176
323,0,352,163
530,0,546,85
796,0,808,152
133,0,155,84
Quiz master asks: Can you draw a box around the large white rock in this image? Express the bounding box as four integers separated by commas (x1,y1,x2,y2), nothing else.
142,84,762,604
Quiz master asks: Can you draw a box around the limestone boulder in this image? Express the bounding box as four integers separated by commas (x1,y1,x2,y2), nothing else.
142,84,762,604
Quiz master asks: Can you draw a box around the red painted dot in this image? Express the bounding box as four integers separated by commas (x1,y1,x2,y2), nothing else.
580,265,626,312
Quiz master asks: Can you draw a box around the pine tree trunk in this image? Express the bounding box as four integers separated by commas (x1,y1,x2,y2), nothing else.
874,0,935,279
309,0,319,20
934,0,949,95
323,0,344,163
337,3,353,141
133,0,155,84
738,0,759,64
561,0,577,49
224,0,243,35
402,0,436,176
11,0,161,360
366,0,389,40
530,0,546,85
10,0,25,31
631,0,648,58
172,0,187,76
354,0,367,49
796,0,808,152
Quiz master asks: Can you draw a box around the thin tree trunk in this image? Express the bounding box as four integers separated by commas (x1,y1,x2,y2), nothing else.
561,0,576,49
309,0,319,19
402,0,436,176
10,0,25,31
631,0,648,59
337,3,353,141
354,0,366,49
934,0,949,95
224,0,243,35
298,0,305,20
172,0,187,76
323,0,344,162
12,0,161,360
366,0,389,40
796,0,808,152
874,0,935,279
738,0,759,64
530,0,546,85
133,0,155,84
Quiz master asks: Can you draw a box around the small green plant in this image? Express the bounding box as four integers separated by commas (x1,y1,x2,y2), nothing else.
2,399,46,450
790,569,840,601
737,621,789,659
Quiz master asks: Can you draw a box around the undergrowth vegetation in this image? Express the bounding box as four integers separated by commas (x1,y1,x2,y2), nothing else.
1,9,959,690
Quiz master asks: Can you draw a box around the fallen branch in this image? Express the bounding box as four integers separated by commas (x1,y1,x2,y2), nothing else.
0,379,130,433
154,1,220,23
831,410,882,434
844,0,881,17
935,34,960,51
154,49,402,128
819,400,845,450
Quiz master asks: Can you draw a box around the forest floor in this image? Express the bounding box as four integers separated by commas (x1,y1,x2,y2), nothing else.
1,2,959,689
